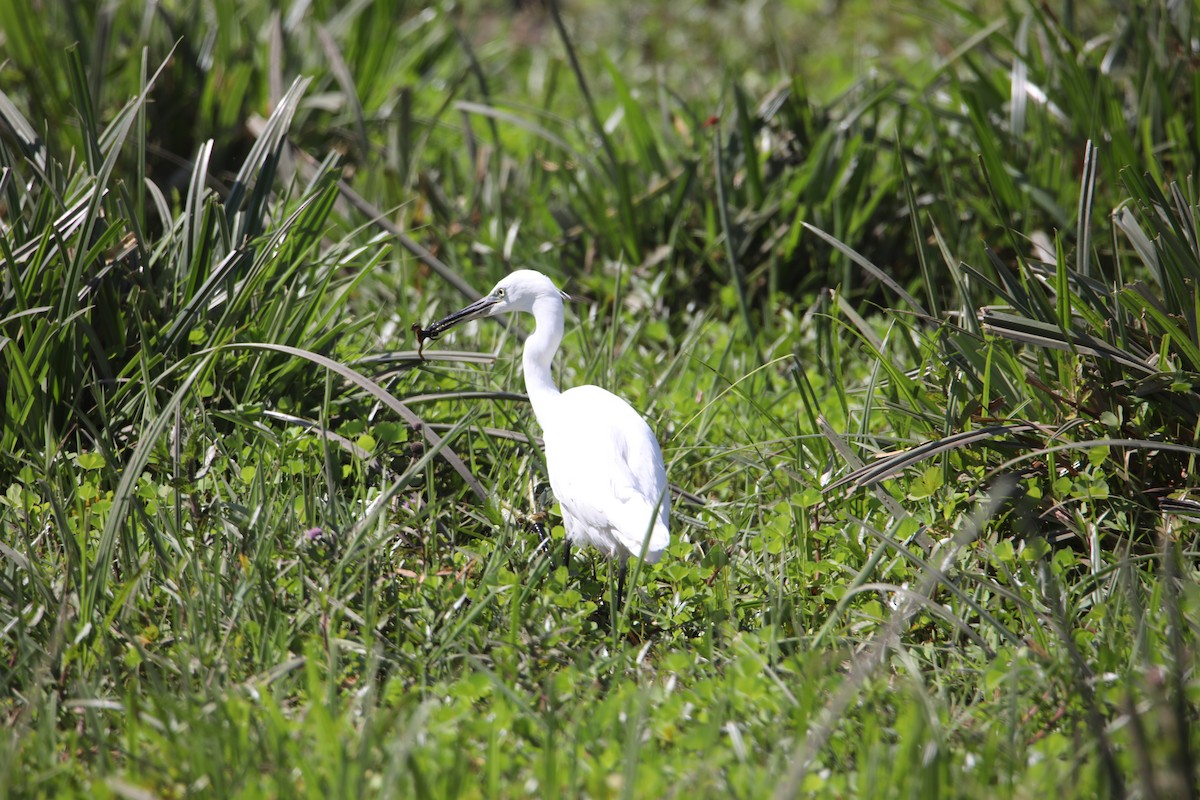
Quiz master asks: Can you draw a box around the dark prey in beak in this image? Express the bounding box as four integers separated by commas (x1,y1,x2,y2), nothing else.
412,294,500,361
410,322,433,360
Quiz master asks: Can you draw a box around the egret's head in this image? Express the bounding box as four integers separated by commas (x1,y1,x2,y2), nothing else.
420,270,569,340
486,270,568,314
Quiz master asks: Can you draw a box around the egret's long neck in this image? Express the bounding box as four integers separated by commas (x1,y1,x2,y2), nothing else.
522,296,563,422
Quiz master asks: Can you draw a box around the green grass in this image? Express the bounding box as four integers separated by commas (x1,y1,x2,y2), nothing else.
2,0,1199,797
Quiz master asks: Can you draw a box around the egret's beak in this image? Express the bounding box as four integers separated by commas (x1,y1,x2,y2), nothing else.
421,295,499,341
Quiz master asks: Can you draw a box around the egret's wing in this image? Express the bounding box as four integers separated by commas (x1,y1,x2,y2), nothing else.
542,386,670,560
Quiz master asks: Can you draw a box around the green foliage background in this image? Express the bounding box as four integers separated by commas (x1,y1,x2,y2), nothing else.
1,0,1198,797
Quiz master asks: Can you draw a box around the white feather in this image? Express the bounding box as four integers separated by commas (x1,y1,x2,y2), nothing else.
541,385,670,562
426,269,671,565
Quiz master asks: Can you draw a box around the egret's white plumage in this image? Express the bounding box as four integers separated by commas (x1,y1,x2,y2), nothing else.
422,270,670,565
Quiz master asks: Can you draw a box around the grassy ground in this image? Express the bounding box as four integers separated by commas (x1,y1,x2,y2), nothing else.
2,0,1198,797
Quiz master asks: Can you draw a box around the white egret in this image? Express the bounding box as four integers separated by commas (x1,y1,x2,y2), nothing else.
416,270,670,595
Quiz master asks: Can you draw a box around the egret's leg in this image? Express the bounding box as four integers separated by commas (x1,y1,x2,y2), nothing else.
561,540,571,571
615,560,628,608
532,517,551,557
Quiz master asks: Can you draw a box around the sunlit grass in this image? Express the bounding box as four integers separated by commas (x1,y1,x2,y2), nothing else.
1,0,1198,797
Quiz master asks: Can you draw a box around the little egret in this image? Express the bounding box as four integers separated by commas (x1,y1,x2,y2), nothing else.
415,270,670,595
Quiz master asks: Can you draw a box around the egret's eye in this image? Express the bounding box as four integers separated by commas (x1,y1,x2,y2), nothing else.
495,288,506,298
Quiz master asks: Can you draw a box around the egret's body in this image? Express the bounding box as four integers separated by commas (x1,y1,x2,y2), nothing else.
421,270,670,568
541,384,670,562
